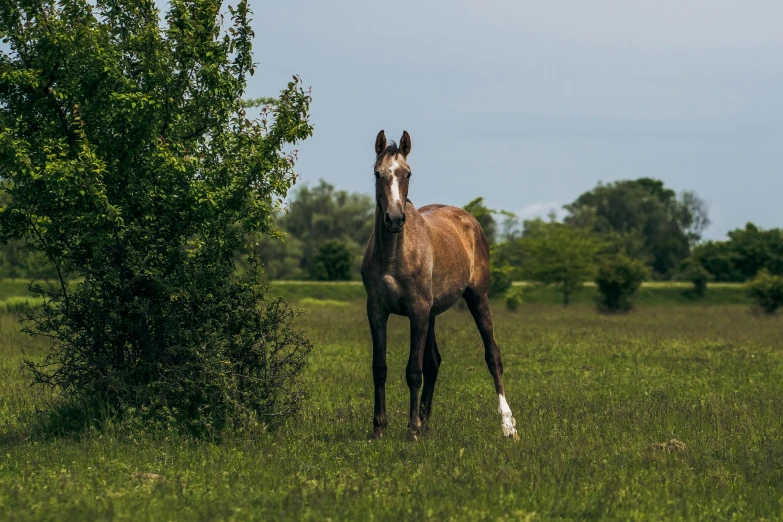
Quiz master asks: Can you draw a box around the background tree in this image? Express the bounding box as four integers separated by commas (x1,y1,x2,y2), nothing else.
464,197,498,244
257,180,373,280
311,239,352,281
0,0,313,433
0,239,57,279
564,178,710,279
694,223,783,282
517,217,603,306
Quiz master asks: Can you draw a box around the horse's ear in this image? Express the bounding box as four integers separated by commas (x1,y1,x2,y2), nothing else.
375,130,387,155
400,130,411,157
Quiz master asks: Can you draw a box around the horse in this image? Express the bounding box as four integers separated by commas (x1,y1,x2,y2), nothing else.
361,130,519,442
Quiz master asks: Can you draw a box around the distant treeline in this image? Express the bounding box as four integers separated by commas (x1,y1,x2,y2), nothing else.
248,177,781,289
2,178,781,289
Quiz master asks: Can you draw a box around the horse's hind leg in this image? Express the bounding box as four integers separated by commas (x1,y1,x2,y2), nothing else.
406,307,430,442
464,289,519,440
420,316,442,429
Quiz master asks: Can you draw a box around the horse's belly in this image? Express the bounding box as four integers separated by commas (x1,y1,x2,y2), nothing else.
431,277,469,315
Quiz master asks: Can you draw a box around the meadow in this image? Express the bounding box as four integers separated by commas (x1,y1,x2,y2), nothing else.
1,285,782,520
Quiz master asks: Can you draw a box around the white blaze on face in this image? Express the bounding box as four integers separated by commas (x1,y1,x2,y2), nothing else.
498,394,517,438
387,160,403,209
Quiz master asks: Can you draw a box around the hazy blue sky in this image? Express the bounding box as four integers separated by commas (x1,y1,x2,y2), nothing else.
260,2,779,238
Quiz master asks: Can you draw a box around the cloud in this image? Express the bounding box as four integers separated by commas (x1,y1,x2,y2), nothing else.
517,202,566,221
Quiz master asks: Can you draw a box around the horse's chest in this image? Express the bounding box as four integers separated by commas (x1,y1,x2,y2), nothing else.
380,274,405,300
367,273,410,313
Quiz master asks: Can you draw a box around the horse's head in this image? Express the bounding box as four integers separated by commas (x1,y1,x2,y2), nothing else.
373,130,412,233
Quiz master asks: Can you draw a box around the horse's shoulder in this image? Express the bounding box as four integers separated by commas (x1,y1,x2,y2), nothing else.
417,204,470,218
418,204,479,227
417,203,446,214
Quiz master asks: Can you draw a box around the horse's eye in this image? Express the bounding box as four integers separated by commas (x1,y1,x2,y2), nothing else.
407,172,412,179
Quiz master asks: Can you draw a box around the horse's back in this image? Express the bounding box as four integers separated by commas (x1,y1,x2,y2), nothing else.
418,204,491,295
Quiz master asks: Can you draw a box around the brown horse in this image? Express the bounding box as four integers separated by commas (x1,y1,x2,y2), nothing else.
361,130,519,442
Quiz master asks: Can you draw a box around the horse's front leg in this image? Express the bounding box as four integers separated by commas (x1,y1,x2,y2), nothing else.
406,306,430,442
367,299,389,439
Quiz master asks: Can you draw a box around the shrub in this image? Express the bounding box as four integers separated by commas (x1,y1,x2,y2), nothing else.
747,269,783,314
679,259,711,298
505,287,523,311
595,255,648,313
489,265,514,298
0,2,314,434
311,240,352,281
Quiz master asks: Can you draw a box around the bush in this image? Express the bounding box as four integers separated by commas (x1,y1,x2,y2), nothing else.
747,270,783,314
311,240,353,281
505,287,523,311
595,255,648,313
679,259,711,298
489,265,514,298
1,2,314,434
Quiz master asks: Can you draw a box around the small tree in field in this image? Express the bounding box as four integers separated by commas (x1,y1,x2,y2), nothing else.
595,255,649,313
519,218,602,306
0,1,313,433
679,258,710,298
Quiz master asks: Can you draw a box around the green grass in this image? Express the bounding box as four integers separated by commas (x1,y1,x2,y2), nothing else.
269,280,752,307
0,278,751,306
0,296,46,313
513,283,752,306
0,279,59,300
2,302,782,520
270,280,367,302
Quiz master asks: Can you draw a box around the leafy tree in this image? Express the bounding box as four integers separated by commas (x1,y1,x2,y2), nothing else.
694,223,783,282
0,0,313,433
518,218,602,306
498,210,522,243
311,239,352,281
564,178,710,279
464,197,498,244
595,255,649,313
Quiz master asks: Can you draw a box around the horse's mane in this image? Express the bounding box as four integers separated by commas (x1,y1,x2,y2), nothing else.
374,141,402,167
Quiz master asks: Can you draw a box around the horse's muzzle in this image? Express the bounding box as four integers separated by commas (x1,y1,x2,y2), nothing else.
385,211,406,233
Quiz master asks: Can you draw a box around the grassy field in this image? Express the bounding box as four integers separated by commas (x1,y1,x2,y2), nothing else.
2,294,782,519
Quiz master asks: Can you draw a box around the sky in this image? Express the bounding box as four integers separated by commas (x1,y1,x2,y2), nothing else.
246,0,783,239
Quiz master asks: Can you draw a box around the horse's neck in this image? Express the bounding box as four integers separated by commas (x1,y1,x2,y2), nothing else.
373,203,415,260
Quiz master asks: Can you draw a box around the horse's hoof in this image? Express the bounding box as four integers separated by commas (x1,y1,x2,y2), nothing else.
509,431,520,442
370,428,384,440
407,430,419,442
